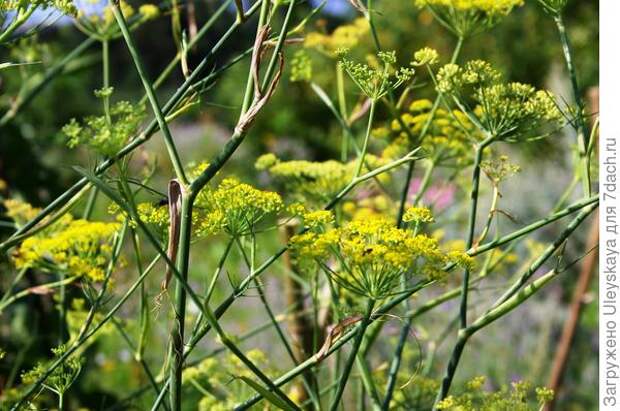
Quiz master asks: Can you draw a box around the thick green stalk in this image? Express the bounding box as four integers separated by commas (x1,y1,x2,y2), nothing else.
168,197,193,411
112,4,188,185
554,14,591,197
102,39,112,124
329,299,376,411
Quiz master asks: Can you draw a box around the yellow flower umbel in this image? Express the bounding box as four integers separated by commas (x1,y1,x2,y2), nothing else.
256,153,388,204
195,178,284,237
415,0,523,37
63,93,146,156
291,215,472,300
12,216,120,282
403,206,434,224
304,17,370,55
126,177,283,239
373,98,483,165
435,377,554,411
338,50,414,100
436,60,562,141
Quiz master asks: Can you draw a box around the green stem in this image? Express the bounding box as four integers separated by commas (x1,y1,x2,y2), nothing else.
0,276,79,315
459,135,494,328
168,196,193,411
354,99,377,178
112,4,188,185
554,14,591,197
83,186,99,220
102,39,112,125
329,299,375,411
433,201,598,406
491,202,598,308
240,0,271,115
337,64,349,162
382,317,411,409
150,0,234,91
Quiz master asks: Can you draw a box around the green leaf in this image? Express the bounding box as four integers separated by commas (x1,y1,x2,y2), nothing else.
236,376,300,411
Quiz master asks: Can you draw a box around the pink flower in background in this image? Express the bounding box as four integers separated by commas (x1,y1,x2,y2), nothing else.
408,178,456,211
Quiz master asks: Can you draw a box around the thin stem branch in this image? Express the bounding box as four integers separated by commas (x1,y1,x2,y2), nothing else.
554,14,591,197
329,299,376,411
112,3,188,185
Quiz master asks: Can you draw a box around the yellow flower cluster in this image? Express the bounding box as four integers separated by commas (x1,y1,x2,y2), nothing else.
403,206,434,223
12,216,120,282
416,0,523,16
304,18,370,54
291,215,472,299
412,47,440,66
373,98,482,164
288,203,335,229
415,0,523,36
436,378,553,411
436,60,562,140
481,154,521,183
130,178,283,238
196,178,284,236
3,199,41,227
256,153,388,203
